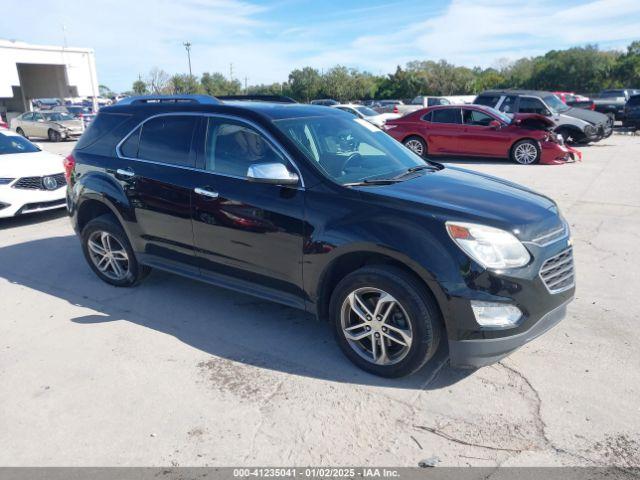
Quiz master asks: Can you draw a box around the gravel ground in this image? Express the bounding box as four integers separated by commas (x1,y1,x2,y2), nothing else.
0,136,639,467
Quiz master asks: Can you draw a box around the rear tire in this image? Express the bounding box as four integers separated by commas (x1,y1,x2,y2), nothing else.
403,136,427,158
330,265,442,378
510,139,540,165
16,127,27,138
81,214,150,287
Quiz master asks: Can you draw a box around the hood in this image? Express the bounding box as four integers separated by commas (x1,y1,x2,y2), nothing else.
360,166,561,240
0,151,65,178
562,106,608,125
512,113,556,129
51,119,84,129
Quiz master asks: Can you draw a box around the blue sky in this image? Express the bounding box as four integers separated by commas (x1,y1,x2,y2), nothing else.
2,0,639,92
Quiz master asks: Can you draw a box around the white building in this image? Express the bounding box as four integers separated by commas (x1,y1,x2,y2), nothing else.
0,39,99,119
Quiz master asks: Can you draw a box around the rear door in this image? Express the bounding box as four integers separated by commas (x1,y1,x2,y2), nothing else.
460,108,508,157
428,107,463,154
116,114,201,271
189,116,306,307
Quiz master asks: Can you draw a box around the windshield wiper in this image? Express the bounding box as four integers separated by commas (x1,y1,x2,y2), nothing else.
343,164,440,187
389,164,439,180
343,178,405,187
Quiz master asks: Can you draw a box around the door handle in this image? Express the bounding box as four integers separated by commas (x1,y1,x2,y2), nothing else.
194,187,219,199
116,168,135,178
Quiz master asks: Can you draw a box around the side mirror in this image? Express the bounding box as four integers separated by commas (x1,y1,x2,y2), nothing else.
489,120,502,130
247,162,299,186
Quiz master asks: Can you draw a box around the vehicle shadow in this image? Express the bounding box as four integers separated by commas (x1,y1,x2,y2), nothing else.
0,234,474,390
0,209,67,229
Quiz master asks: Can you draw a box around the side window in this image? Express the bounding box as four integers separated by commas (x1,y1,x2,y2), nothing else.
138,116,197,167
498,95,517,113
475,95,500,107
21,113,34,121
519,97,547,115
410,96,424,105
431,108,462,124
421,111,433,122
338,107,357,116
120,127,140,158
33,113,44,121
205,119,288,177
463,109,495,126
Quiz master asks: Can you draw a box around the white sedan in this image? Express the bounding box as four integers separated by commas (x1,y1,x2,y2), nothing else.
0,130,67,218
332,104,401,128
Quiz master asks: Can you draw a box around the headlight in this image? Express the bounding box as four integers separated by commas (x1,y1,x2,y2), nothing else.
584,124,596,136
446,222,531,269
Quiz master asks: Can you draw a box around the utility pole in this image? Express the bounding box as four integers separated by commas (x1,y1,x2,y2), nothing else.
183,42,192,76
229,63,234,80
244,76,248,93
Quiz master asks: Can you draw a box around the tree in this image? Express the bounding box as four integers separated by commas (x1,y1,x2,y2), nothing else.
99,84,113,97
146,67,170,94
288,67,321,102
132,79,148,94
168,74,202,94
614,41,640,87
200,72,242,96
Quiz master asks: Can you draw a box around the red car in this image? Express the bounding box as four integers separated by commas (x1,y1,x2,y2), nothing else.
384,104,581,165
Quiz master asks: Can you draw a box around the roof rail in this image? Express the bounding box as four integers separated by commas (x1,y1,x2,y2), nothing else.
218,95,298,104
116,94,221,105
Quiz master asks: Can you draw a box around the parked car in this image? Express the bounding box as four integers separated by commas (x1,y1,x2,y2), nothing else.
0,114,8,130
394,95,450,116
52,105,96,127
373,100,404,114
0,130,67,218
310,99,339,106
331,103,400,128
593,89,640,121
65,94,575,377
553,91,595,110
31,98,61,110
474,90,612,144
623,94,640,130
384,105,580,165
10,111,84,142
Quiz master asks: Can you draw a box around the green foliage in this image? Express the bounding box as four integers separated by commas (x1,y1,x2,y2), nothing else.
131,42,640,102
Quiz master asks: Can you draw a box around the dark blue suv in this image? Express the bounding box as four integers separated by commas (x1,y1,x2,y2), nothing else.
65,95,575,377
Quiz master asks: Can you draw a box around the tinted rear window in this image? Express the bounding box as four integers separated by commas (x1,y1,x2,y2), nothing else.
75,112,132,150
628,95,640,106
138,116,197,167
431,108,462,124
475,95,500,107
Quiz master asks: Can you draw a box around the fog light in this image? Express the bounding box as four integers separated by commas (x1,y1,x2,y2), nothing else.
471,301,522,328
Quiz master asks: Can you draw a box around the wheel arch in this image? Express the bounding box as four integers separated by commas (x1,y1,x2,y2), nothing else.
315,248,448,333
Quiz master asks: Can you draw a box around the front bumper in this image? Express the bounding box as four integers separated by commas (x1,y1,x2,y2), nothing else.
0,187,66,218
540,141,582,165
449,298,570,368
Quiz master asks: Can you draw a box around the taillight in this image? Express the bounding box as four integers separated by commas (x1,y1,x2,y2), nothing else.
590,103,595,110
63,154,75,184
393,105,399,114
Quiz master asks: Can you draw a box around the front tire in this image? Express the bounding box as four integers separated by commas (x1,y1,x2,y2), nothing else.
48,129,62,142
403,136,427,158
330,266,442,378
510,139,540,165
81,214,150,287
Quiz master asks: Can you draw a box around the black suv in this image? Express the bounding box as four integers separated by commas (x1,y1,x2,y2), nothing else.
65,94,575,377
475,89,612,144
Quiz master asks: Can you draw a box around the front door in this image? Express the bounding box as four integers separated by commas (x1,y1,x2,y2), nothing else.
190,116,306,307
460,108,508,157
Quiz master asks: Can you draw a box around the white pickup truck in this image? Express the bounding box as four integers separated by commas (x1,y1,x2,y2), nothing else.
394,95,451,115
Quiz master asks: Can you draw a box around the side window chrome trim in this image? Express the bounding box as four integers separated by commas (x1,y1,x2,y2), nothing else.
115,111,305,189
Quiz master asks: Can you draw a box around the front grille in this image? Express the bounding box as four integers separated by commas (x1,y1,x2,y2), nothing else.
530,223,568,246
13,173,66,190
540,248,575,293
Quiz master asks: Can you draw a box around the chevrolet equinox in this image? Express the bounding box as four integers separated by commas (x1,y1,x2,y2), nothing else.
65,95,575,377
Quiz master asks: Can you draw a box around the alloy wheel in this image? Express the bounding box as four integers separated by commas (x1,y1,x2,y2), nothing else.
340,287,413,366
514,142,538,164
404,139,424,156
87,231,130,281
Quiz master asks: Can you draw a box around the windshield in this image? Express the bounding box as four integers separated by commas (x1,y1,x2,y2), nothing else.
43,112,75,122
354,106,379,117
274,115,429,185
0,134,40,155
543,95,570,113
